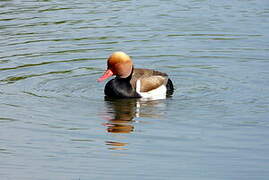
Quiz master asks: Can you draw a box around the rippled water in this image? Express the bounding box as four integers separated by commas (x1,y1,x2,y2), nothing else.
1,0,269,179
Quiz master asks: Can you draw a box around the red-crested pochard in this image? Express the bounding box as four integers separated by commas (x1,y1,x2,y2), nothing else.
98,52,174,99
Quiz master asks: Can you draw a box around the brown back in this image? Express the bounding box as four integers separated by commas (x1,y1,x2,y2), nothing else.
130,68,168,92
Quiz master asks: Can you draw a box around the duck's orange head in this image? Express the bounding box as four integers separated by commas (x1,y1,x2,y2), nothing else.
98,52,133,82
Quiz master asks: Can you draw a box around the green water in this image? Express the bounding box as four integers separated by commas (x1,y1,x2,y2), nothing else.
1,0,269,179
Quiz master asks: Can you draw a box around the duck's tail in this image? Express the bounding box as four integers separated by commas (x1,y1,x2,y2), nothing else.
166,78,174,96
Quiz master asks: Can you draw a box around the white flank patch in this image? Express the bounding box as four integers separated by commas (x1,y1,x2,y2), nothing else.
136,80,167,100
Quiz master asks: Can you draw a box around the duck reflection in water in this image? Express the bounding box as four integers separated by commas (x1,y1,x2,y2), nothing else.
103,97,168,149
103,97,166,133
104,97,138,134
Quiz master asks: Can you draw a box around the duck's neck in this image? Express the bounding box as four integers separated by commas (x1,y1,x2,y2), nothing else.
117,66,134,80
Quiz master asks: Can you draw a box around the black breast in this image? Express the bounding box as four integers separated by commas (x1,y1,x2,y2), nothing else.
104,78,141,98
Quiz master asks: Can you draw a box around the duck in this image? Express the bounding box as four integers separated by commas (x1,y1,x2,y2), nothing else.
98,51,174,99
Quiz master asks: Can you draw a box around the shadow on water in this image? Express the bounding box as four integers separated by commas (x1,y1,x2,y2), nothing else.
103,97,167,150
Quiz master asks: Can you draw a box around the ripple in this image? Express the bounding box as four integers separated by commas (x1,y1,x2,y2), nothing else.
22,91,53,99
37,7,73,13
0,70,72,84
0,117,17,123
0,58,100,71
0,148,11,154
71,139,94,142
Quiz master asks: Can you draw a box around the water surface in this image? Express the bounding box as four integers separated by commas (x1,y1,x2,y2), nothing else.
1,0,269,179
